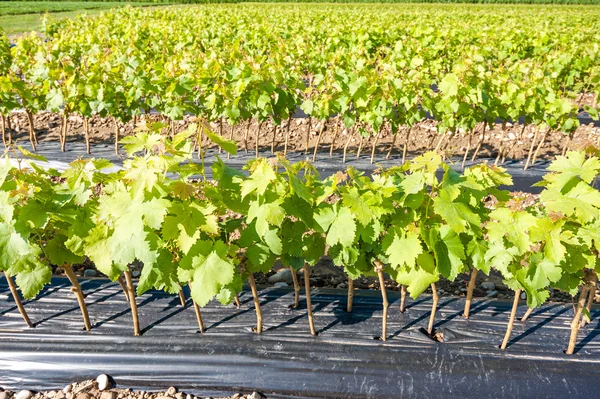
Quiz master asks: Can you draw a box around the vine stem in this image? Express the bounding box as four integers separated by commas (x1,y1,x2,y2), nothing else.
581,287,595,328
370,126,382,164
562,131,575,156
188,281,205,333
113,118,120,156
342,126,354,163
63,265,92,331
461,129,473,169
244,118,251,153
471,122,487,161
248,273,263,333
567,284,591,354
61,113,69,152
494,122,508,166
530,129,549,167
116,275,129,302
521,307,534,322
312,120,325,162
400,285,407,313
234,293,241,309
1,114,6,147
329,115,340,157
386,127,398,160
178,287,186,306
463,268,478,318
356,135,364,159
500,288,521,350
218,118,223,154
434,132,446,152
4,271,33,327
228,122,235,160
26,110,36,151
304,117,312,155
402,126,412,164
427,283,439,335
347,277,354,313
524,125,539,170
284,116,292,157
290,266,300,308
124,270,140,336
83,116,91,155
304,263,316,335
271,123,277,154
255,120,263,158
376,264,389,341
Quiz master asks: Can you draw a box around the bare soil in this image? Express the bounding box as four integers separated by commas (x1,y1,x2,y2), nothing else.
3,111,599,162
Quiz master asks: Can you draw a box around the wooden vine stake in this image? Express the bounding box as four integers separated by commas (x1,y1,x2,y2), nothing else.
62,264,92,331
524,126,539,170
178,287,186,306
289,266,300,309
228,123,235,160
386,129,398,160
1,115,6,147
370,126,382,164
116,275,129,302
521,307,534,322
255,120,263,158
113,118,120,156
461,129,473,169
244,118,251,153
234,293,241,309
463,268,478,318
312,120,326,162
188,281,205,333
567,273,596,354
304,117,312,155
427,283,439,335
303,263,316,335
123,269,140,336
347,277,354,313
342,126,355,163
494,122,508,166
284,116,292,157
471,122,487,162
500,288,521,350
329,115,340,157
271,123,277,154
83,116,91,155
4,272,33,327
60,113,69,152
248,272,263,333
374,260,389,341
530,128,550,167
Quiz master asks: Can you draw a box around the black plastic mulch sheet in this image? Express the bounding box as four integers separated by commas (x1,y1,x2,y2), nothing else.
1,277,600,398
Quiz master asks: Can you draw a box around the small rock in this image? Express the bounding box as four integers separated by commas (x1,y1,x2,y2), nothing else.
247,392,265,399
185,395,192,399
0,392,10,399
336,283,347,289
96,374,113,391
75,394,90,399
16,391,33,399
521,292,527,300
268,269,293,284
273,282,288,287
83,269,97,278
480,282,496,291
63,386,72,394
66,394,73,399
55,392,66,399
100,392,116,399
166,387,177,396
174,393,184,399
486,290,499,298
47,391,57,398
232,394,242,399
131,270,141,278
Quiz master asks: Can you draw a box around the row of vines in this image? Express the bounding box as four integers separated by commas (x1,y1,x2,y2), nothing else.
0,4,599,166
1,122,599,354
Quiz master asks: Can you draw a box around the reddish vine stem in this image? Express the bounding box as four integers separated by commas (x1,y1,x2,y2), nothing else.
188,281,205,333
521,307,534,322
26,110,36,151
178,288,186,306
290,266,300,309
567,283,591,354
342,126,355,163
370,126,382,164
303,263,316,336
329,115,340,157
400,285,407,313
124,269,140,336
63,264,92,332
500,288,521,350
531,129,549,167
244,118,251,153
347,277,354,313
255,120,263,158
284,116,292,157
116,275,129,302
524,125,539,170
427,283,439,335
463,268,478,318
248,273,263,333
312,121,325,162
304,117,312,155
83,117,91,155
4,271,33,328
113,118,120,156
376,265,389,341
471,122,487,161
